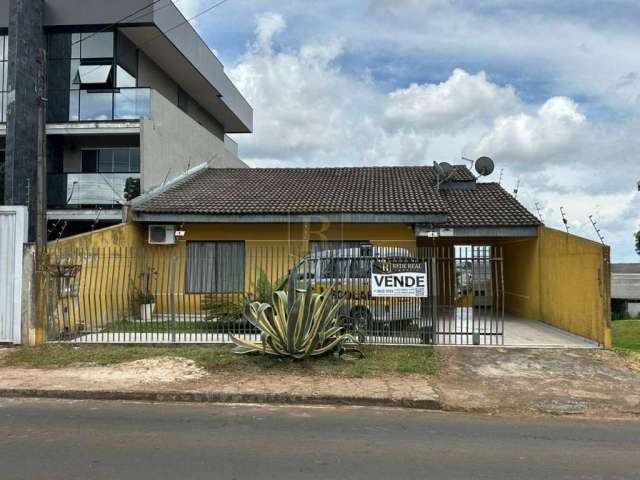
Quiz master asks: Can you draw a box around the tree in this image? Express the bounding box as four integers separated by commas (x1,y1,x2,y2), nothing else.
636,228,640,256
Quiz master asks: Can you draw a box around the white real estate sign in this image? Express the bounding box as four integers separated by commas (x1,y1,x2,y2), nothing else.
371,260,429,298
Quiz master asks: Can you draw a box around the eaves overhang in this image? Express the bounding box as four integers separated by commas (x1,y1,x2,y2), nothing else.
131,212,448,225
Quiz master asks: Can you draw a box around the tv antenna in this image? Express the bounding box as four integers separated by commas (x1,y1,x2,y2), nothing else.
560,206,570,233
534,202,544,222
513,179,520,199
498,168,504,185
588,215,605,244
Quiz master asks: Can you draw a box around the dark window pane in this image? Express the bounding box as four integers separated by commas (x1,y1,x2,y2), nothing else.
81,150,98,173
79,90,112,120
47,59,71,92
0,61,4,91
48,33,72,59
81,32,113,59
130,148,140,172
116,32,137,78
1,92,6,122
113,148,130,172
98,149,113,173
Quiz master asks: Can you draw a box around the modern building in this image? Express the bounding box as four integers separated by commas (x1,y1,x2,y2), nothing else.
611,263,640,318
0,0,252,239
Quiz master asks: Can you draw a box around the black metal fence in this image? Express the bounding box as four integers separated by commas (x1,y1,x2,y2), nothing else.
45,243,504,345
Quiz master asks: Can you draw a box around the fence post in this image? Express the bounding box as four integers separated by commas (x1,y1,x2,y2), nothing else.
34,247,49,345
169,255,177,343
430,256,438,344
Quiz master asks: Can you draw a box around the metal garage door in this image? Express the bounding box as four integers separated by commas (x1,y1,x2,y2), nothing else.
0,206,27,343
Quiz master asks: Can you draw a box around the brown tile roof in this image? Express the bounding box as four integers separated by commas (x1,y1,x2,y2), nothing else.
440,183,541,227
134,166,540,227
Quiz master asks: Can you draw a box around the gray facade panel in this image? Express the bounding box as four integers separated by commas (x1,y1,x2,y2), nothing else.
4,0,45,241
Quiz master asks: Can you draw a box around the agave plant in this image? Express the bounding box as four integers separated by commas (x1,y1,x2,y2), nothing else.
230,286,360,359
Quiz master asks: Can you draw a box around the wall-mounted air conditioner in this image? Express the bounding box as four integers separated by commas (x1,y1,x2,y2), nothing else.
148,225,176,245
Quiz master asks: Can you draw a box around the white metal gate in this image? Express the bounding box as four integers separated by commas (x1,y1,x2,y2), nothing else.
0,206,28,344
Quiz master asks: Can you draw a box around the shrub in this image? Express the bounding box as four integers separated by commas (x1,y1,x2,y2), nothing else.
231,286,360,359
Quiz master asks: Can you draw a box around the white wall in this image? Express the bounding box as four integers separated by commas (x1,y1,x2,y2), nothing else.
140,90,247,191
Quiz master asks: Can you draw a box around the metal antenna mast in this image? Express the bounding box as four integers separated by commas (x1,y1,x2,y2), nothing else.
534,202,544,222
498,169,504,185
560,206,570,233
513,179,520,199
588,214,605,244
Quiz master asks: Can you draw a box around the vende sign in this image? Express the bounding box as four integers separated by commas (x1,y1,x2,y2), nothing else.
371,260,429,298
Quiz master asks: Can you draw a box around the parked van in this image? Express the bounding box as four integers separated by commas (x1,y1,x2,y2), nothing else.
290,245,423,329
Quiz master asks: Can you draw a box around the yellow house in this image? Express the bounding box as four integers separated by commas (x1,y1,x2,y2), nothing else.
48,164,611,347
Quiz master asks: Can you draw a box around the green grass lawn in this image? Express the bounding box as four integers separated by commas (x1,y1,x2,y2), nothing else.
1,344,440,378
612,320,640,351
612,320,640,368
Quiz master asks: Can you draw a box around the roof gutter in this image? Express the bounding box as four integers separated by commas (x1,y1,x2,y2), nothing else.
131,212,448,224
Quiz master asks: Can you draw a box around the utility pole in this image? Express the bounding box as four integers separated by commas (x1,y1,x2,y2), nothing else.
36,47,48,246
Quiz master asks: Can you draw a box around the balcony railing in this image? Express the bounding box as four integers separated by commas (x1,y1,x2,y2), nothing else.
47,88,151,123
47,173,140,208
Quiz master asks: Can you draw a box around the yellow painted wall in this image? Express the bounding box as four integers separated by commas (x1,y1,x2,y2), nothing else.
500,227,610,347
44,222,416,337
537,226,611,347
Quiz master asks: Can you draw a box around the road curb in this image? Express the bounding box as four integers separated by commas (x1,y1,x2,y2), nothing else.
0,388,443,410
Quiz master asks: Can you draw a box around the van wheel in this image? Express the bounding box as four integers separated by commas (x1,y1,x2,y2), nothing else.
350,306,372,332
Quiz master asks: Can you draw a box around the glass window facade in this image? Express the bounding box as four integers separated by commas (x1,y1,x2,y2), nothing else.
81,147,140,173
47,31,149,122
1,35,8,122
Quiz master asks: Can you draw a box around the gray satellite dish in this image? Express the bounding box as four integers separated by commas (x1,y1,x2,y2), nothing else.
440,162,455,178
475,156,495,176
433,162,446,177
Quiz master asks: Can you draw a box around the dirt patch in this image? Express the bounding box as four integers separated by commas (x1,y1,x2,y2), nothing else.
0,356,207,390
433,348,640,418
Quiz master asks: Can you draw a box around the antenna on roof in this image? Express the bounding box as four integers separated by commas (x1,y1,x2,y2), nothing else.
433,161,456,190
498,168,504,185
513,179,520,199
560,206,570,233
588,214,605,244
534,202,544,222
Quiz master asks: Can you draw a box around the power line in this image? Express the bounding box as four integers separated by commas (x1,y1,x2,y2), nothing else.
74,0,231,84
70,0,165,46
134,0,231,51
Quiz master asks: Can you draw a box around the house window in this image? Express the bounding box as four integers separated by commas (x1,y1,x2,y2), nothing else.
186,242,245,293
81,148,140,173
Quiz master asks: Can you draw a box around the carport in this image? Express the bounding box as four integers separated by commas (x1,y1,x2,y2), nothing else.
416,224,610,348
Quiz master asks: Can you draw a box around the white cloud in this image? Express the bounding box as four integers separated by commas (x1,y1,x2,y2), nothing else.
385,69,519,132
469,97,585,166
224,12,639,261
229,13,430,166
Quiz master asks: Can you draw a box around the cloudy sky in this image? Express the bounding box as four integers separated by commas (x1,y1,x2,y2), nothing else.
176,0,640,261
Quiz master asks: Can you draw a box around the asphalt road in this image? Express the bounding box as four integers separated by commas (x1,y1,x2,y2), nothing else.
1,399,639,480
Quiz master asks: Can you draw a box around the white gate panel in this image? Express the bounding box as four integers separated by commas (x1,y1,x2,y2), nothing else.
0,206,28,344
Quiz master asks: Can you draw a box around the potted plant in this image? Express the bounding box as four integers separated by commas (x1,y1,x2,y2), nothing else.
133,267,157,321
135,289,156,321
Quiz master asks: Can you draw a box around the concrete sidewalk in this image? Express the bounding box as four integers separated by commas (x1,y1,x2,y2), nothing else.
0,348,639,418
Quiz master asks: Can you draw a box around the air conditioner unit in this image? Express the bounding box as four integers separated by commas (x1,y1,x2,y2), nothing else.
148,225,176,245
